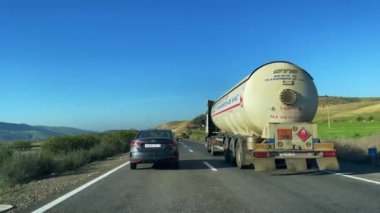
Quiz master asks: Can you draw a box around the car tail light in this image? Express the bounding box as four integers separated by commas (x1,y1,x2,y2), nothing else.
168,141,178,146
131,141,142,147
323,151,336,157
254,152,269,158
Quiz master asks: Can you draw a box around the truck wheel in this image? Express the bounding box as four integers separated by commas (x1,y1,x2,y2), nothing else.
229,148,236,166
211,144,216,156
206,141,211,153
236,142,244,169
224,149,230,162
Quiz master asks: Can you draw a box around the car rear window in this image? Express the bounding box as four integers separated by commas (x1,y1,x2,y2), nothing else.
137,130,173,139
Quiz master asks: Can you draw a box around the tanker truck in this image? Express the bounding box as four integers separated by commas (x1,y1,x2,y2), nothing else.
205,61,339,171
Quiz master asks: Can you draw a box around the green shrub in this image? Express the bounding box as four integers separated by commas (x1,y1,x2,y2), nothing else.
87,145,106,162
1,131,137,185
101,135,123,154
1,152,54,185
99,130,137,154
55,150,90,173
7,141,32,150
0,145,13,165
42,135,101,154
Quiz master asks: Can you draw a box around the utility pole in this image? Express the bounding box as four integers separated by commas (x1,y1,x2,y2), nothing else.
325,95,331,129
327,104,331,129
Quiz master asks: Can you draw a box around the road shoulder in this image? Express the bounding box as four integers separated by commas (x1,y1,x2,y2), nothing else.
1,153,130,212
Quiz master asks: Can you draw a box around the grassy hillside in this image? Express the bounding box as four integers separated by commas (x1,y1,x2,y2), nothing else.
157,121,191,133
315,99,380,139
158,97,380,141
156,115,206,140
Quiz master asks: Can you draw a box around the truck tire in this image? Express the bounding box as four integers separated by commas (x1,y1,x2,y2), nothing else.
224,149,230,162
230,142,236,166
211,144,216,156
236,141,244,169
206,140,211,153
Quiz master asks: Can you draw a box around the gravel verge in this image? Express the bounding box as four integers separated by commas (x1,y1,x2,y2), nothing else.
0,153,129,212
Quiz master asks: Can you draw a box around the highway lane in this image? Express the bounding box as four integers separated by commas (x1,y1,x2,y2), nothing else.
31,140,380,213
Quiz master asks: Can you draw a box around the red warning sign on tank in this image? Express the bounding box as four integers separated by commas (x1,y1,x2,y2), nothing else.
297,128,310,142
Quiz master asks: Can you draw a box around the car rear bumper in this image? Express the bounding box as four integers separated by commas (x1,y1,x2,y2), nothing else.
130,153,178,164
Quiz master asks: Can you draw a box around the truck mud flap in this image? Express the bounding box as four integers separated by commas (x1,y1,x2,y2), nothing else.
253,159,276,171
316,157,339,170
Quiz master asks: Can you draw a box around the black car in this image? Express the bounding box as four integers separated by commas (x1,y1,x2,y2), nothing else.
130,129,179,169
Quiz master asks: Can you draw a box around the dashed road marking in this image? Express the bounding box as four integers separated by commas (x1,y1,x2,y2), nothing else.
189,149,194,153
203,161,218,172
32,161,131,213
323,170,380,185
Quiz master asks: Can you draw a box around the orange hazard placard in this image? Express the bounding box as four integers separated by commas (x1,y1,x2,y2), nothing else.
277,129,292,140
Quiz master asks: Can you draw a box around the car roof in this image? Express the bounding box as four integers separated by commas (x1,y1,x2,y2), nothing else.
139,129,172,133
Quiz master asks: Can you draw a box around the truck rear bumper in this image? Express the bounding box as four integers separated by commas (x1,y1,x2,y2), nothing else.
246,150,339,171
250,150,336,159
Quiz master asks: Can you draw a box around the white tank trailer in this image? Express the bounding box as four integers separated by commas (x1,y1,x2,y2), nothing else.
205,61,339,171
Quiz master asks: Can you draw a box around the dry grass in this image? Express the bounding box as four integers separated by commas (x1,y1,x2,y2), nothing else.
324,134,380,164
315,100,380,122
156,120,191,135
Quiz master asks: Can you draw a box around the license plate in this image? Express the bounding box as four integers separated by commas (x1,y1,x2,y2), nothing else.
279,153,295,157
145,144,161,148
279,153,314,157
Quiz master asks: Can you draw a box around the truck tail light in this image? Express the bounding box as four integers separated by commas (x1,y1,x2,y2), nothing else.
131,141,142,147
323,151,336,157
254,152,269,158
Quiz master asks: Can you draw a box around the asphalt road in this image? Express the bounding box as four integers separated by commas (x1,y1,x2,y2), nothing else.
30,140,380,213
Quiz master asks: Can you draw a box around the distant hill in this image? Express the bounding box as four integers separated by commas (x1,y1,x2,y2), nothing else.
0,122,96,143
318,96,380,107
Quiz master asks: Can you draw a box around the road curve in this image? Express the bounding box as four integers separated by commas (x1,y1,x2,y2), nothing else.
28,140,380,213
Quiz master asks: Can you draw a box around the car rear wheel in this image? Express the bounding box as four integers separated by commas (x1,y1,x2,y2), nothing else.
130,163,137,170
172,161,179,169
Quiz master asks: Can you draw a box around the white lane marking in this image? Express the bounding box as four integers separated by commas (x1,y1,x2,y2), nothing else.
323,170,380,185
189,149,194,153
32,161,131,213
203,161,218,172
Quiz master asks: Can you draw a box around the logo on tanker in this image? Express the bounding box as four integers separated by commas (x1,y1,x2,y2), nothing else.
212,93,244,117
264,69,299,82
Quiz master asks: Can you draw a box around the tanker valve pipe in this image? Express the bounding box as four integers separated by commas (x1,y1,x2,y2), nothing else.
280,89,297,106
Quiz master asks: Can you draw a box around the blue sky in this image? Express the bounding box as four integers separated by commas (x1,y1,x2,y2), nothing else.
0,0,379,131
